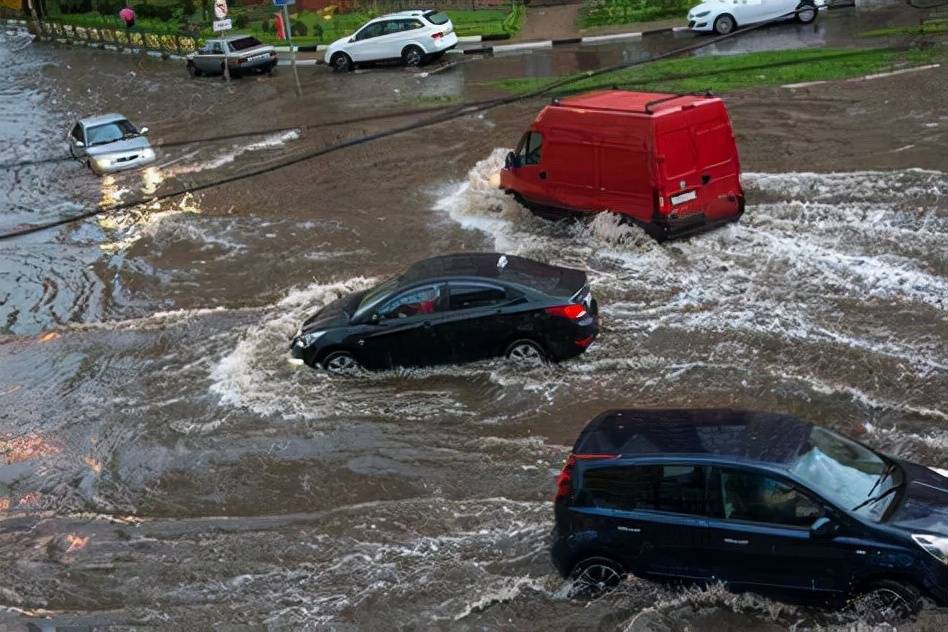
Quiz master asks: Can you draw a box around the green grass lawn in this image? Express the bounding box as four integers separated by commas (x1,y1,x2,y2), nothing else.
579,0,690,29
492,47,945,95
860,19,948,37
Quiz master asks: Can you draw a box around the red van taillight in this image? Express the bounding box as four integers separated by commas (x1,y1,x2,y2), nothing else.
431,31,444,40
545,304,587,320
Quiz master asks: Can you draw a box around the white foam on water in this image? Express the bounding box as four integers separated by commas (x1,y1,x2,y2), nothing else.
166,130,301,176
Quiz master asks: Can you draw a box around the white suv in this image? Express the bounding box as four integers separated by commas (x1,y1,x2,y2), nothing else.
325,10,458,72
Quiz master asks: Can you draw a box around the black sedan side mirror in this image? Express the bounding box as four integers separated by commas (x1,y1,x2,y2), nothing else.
810,516,838,540
504,151,521,170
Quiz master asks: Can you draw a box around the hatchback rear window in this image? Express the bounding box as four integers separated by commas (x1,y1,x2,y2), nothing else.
229,37,262,51
583,464,708,516
425,11,450,25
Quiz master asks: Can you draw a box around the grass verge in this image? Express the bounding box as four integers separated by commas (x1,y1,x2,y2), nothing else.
579,0,690,29
491,46,945,95
860,19,948,38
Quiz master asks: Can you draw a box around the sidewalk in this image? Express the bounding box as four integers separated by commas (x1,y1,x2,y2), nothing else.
508,4,685,44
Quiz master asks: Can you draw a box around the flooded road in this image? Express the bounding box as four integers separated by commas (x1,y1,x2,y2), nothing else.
1,26,947,632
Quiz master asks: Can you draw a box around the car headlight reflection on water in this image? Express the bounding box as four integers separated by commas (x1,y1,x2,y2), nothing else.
913,534,948,565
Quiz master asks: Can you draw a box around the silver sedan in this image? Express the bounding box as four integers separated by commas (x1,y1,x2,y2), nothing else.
68,114,156,175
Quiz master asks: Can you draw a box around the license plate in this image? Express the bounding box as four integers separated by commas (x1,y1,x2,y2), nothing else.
248,54,269,62
671,190,697,205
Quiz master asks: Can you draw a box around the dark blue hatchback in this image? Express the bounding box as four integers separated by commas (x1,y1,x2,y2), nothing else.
552,409,948,615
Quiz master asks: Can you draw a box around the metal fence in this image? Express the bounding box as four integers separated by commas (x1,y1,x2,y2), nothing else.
29,17,199,54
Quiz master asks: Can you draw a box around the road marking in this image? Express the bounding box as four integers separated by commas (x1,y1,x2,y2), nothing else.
581,32,643,43
492,41,554,53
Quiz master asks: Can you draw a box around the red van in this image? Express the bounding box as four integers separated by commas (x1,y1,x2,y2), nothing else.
499,90,745,241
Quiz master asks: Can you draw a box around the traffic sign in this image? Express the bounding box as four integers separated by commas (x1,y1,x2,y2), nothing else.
214,0,228,20
272,0,295,6
212,18,232,31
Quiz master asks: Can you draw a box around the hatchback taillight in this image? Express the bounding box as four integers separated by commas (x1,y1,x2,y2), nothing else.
554,454,576,502
545,304,587,320
431,31,444,39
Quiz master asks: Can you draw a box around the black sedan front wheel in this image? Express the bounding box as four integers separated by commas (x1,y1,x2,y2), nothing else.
322,350,362,376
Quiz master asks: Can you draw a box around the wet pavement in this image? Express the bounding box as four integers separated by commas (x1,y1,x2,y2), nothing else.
1,8,947,631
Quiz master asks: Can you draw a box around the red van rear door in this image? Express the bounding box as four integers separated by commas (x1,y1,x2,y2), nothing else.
656,104,742,223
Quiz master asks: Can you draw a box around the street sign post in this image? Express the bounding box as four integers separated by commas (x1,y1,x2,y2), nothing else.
273,0,301,96
213,0,232,82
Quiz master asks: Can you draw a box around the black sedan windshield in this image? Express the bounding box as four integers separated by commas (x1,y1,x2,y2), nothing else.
356,276,399,315
788,426,898,521
86,120,138,146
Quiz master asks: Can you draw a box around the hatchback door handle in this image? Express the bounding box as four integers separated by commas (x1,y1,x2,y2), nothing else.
724,538,749,545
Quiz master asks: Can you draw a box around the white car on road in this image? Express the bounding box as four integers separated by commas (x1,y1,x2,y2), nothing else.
687,0,817,34
325,9,458,72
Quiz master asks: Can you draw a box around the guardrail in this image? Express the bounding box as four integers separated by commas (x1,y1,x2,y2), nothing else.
27,18,199,56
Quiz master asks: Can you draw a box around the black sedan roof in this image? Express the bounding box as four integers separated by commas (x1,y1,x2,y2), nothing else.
574,409,814,467
399,253,587,296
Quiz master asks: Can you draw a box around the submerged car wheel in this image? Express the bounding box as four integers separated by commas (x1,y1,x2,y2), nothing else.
569,557,625,600
187,62,202,77
796,1,817,23
402,45,425,67
505,339,547,366
713,14,736,34
322,350,361,376
851,580,924,624
331,52,353,73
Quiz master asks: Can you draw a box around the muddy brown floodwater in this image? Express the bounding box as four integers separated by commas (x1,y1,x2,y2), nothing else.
0,33,946,631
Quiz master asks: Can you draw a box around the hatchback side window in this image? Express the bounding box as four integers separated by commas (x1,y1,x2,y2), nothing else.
404,19,424,30
356,22,384,40
713,469,821,527
377,285,442,320
583,464,708,516
381,20,402,35
520,132,542,165
448,283,507,311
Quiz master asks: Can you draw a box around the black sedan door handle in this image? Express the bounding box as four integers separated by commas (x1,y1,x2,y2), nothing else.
723,538,749,545
422,321,432,329
539,171,547,180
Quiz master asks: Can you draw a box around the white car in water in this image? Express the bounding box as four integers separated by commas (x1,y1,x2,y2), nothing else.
68,114,156,175
687,0,817,34
324,9,458,72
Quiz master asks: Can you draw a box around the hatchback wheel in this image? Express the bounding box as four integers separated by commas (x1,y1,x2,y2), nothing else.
569,557,625,600
714,14,736,34
331,52,353,73
851,580,924,624
796,1,816,23
322,351,361,376
402,45,425,67
505,339,547,366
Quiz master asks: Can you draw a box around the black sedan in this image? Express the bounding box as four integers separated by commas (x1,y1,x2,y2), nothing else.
290,253,599,374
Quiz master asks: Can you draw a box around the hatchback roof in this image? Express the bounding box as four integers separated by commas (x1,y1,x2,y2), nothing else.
574,409,814,467
398,253,585,294
378,9,432,18
556,90,715,116
80,113,129,127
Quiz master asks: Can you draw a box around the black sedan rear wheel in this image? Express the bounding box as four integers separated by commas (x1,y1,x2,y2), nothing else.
505,339,547,366
322,350,361,376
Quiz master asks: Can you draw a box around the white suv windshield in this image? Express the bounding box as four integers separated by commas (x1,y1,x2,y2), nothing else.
788,427,897,521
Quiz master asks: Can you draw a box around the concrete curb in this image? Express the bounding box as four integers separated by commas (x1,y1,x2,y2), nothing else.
462,25,687,55
781,63,940,88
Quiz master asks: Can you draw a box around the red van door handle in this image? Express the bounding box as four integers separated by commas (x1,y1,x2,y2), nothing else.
539,171,547,180
702,174,711,185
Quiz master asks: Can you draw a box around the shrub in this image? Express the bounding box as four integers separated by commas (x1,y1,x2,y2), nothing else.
233,13,248,28
291,19,306,36
260,17,271,32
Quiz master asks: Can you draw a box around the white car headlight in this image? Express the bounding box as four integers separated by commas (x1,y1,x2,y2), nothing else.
912,534,948,565
694,10,710,16
141,147,155,160
94,156,114,169
298,330,326,347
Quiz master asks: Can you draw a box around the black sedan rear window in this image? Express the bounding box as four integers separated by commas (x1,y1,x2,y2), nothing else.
425,11,450,25
229,37,263,51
